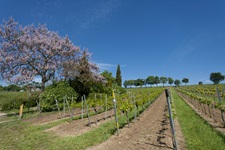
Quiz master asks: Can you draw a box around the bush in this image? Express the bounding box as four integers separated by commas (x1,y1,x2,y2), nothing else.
25,91,40,110
114,85,126,94
0,92,28,110
40,81,78,112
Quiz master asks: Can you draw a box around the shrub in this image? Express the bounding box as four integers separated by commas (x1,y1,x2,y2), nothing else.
0,92,28,110
40,81,78,111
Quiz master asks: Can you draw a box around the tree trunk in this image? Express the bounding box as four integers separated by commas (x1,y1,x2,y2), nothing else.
41,76,47,92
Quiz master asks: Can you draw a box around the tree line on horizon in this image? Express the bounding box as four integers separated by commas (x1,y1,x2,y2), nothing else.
123,76,189,88
123,72,225,88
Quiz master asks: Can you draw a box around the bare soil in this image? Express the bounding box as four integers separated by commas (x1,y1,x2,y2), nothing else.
0,113,7,117
176,91,225,134
87,93,186,150
45,109,115,137
24,107,106,125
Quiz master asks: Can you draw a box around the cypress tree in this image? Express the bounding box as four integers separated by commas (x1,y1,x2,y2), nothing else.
116,64,122,86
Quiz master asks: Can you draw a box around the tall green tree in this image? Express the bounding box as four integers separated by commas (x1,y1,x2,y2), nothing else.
210,72,225,84
116,65,122,87
168,77,174,86
123,80,129,88
146,76,155,87
160,77,167,87
182,78,189,85
154,76,160,86
0,85,3,91
123,79,135,88
174,79,181,86
134,78,145,87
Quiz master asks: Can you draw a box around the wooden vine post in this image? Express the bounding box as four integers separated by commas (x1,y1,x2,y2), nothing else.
19,104,24,119
83,95,91,127
36,98,41,114
63,96,66,118
105,94,108,120
132,96,137,122
55,99,62,118
112,90,119,136
165,89,178,150
64,96,73,119
81,96,84,119
216,88,225,126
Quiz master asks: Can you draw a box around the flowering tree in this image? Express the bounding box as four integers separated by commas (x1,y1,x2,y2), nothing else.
0,17,80,91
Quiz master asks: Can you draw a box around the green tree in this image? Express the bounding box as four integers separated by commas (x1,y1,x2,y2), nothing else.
182,78,189,85
146,76,155,87
116,65,122,87
5,84,22,91
174,79,181,86
101,70,116,87
0,85,3,91
210,72,225,84
64,51,104,98
160,77,167,87
199,81,203,85
123,80,129,88
168,77,174,86
125,80,135,88
123,80,135,88
133,80,138,87
135,78,145,87
154,76,160,86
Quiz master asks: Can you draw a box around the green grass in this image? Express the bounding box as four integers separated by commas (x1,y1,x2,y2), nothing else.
172,89,225,150
0,116,109,149
0,108,140,149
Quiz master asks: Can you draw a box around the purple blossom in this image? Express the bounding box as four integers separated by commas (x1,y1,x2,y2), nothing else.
0,17,81,90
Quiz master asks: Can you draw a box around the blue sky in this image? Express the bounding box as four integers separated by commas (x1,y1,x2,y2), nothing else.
1,0,225,86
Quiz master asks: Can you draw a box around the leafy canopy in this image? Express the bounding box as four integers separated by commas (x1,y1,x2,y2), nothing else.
210,72,225,84
182,78,189,85
116,65,122,87
174,79,181,86
64,50,105,98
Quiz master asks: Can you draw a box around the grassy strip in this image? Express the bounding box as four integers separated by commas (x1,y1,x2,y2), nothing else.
172,89,225,150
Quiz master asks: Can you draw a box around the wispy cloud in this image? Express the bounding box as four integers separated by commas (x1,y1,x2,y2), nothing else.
96,63,126,71
96,63,117,71
31,0,122,32
79,0,121,29
167,33,205,63
171,40,197,60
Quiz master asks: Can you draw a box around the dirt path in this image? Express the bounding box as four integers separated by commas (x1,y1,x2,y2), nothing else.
24,107,105,125
87,93,185,150
0,113,7,117
45,109,115,137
